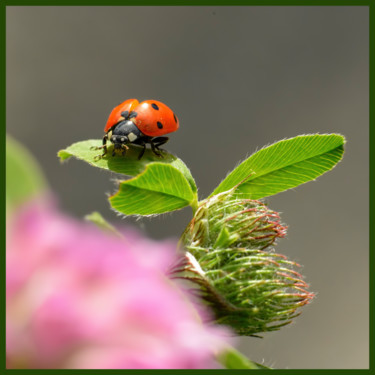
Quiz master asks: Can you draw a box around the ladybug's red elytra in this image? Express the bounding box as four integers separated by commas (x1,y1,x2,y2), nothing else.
95,99,179,160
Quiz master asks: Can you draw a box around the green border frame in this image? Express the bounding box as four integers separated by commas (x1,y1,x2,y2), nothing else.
2,0,372,373
0,0,373,5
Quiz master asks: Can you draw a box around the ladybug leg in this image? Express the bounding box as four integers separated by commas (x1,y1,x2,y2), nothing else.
102,134,108,155
149,140,162,157
138,142,147,160
93,135,108,161
91,135,108,151
151,137,169,156
121,143,129,156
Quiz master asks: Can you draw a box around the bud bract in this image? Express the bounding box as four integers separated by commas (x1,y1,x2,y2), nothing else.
174,190,314,336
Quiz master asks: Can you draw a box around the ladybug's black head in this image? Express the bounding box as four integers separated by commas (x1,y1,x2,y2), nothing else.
109,120,142,145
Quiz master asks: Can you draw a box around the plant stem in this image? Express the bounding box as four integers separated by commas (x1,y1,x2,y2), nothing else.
216,345,271,369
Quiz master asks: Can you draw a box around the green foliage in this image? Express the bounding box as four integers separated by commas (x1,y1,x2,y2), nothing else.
110,163,197,215
217,347,269,369
58,140,198,215
59,134,345,218
84,211,122,237
211,134,345,199
6,135,48,213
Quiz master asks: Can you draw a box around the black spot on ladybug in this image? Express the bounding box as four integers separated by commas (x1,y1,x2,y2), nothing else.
128,111,138,119
173,113,177,123
157,121,163,129
121,111,129,119
151,103,159,110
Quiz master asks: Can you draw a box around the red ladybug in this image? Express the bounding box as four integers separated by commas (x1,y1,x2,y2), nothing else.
96,99,179,160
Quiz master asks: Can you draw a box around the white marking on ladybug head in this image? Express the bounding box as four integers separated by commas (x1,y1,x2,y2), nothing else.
120,137,125,142
128,132,138,142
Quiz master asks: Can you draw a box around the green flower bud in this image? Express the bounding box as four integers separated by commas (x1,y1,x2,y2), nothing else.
175,190,314,336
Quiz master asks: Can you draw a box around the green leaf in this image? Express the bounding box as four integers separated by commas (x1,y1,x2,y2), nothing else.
217,346,271,369
84,211,123,237
110,162,197,216
6,135,48,213
211,134,345,199
58,139,197,195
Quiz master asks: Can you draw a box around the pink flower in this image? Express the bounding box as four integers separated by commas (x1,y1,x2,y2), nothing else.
6,199,231,369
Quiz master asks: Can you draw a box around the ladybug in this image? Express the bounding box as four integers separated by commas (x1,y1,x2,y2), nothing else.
95,99,179,160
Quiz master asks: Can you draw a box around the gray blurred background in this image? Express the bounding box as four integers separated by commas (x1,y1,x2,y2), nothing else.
6,6,368,369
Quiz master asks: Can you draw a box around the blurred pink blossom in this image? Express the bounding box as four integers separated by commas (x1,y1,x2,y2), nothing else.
6,199,231,369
